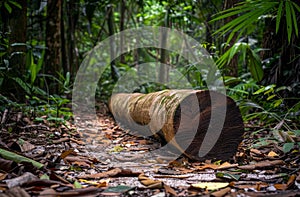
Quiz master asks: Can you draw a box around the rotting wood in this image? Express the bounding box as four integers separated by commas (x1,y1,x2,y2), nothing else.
109,89,244,160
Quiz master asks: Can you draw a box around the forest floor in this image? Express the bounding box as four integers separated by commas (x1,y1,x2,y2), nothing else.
0,102,300,197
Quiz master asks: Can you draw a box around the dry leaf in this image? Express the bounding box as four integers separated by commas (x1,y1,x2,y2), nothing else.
60,149,76,159
267,151,279,157
164,184,178,196
5,172,38,188
138,173,162,188
0,173,7,181
191,182,229,190
78,168,122,179
211,187,231,197
274,183,287,190
217,162,238,170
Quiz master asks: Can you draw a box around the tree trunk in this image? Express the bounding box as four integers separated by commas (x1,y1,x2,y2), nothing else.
107,4,118,81
109,89,244,161
8,0,27,75
66,0,79,77
45,0,62,94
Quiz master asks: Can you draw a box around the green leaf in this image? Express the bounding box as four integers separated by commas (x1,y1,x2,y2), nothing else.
8,0,22,9
285,2,292,43
103,185,133,193
12,77,31,95
40,174,50,180
276,1,283,34
291,1,300,12
4,2,12,13
283,142,294,153
290,2,298,37
0,148,44,169
292,130,300,136
247,49,263,81
73,181,82,189
216,172,240,181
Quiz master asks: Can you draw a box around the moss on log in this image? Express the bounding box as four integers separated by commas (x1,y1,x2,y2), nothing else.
109,89,244,161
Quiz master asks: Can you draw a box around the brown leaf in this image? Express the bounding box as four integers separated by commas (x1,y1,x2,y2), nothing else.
52,137,69,144
0,173,7,181
49,172,70,184
138,173,162,188
70,138,85,145
287,174,296,188
78,168,122,179
72,161,91,167
211,187,231,197
238,160,283,170
216,162,238,170
164,184,178,196
63,156,92,166
5,172,38,188
250,148,263,155
0,158,16,172
274,183,287,190
0,186,30,197
38,188,57,197
60,149,76,159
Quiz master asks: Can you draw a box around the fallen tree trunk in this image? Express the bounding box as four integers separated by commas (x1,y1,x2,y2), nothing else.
109,89,244,161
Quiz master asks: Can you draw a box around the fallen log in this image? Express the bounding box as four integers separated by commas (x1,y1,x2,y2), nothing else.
109,89,244,161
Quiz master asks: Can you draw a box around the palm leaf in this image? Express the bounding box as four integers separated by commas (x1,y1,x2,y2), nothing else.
285,2,292,43
289,2,299,37
276,1,283,33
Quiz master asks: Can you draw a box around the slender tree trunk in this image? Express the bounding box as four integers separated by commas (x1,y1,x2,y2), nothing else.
0,0,27,100
66,0,79,77
45,0,62,94
107,4,118,81
158,8,170,83
119,0,126,64
61,0,68,76
8,0,27,75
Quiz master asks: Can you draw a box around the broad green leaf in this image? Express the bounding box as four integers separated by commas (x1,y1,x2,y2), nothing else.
285,2,292,43
8,0,22,9
283,142,294,153
292,130,300,136
4,2,12,13
40,174,50,180
253,84,276,95
73,181,82,189
267,94,276,100
12,77,31,95
0,52,6,57
248,52,263,81
273,99,283,107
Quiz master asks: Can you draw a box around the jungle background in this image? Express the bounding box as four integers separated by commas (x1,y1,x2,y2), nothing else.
0,0,300,196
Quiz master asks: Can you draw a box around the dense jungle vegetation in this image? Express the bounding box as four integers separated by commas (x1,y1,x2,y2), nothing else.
0,0,300,151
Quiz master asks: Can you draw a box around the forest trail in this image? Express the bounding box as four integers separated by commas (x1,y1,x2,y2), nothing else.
0,103,299,196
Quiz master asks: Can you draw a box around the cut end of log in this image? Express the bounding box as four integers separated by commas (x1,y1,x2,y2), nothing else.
109,89,244,161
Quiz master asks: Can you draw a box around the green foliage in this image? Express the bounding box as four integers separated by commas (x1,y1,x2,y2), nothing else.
0,0,22,13
217,41,263,81
211,0,300,44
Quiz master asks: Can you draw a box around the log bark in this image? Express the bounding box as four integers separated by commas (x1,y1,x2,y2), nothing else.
109,89,244,161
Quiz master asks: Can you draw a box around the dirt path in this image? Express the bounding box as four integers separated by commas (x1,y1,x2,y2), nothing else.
0,104,300,196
